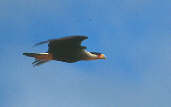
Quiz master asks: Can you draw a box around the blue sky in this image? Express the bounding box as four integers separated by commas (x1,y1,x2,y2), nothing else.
0,0,171,107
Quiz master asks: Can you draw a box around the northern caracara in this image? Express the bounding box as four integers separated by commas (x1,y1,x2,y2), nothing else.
23,35,106,66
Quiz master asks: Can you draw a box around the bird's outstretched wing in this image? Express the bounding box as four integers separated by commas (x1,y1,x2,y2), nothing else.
33,35,88,48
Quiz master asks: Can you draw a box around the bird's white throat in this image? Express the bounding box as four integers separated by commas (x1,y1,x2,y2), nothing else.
82,50,98,60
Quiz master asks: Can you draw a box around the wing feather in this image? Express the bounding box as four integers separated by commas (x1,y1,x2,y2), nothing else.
33,35,88,48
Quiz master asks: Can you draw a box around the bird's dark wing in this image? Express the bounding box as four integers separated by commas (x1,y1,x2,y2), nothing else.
33,35,88,48
33,36,88,62
48,35,88,53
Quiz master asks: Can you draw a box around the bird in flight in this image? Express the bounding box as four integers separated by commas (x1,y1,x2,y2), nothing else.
23,35,106,66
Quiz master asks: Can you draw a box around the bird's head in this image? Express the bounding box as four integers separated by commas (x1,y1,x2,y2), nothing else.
90,52,106,59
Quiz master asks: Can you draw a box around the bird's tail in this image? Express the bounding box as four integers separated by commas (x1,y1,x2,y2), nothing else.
23,53,53,66
32,59,49,67
23,53,38,57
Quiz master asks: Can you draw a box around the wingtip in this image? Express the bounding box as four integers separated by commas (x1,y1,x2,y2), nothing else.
79,35,88,39
23,53,27,56
84,36,88,39
33,40,49,47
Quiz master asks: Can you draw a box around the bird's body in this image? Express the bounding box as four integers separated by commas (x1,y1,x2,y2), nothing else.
23,35,106,66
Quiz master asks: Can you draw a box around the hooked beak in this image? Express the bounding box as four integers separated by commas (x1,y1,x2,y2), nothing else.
98,54,106,59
